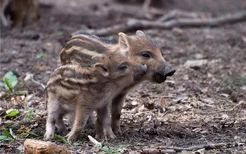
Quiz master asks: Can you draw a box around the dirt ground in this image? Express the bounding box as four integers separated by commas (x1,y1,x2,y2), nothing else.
0,0,246,153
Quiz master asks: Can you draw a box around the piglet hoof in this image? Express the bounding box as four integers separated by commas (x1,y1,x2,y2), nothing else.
112,127,122,137
95,131,104,140
43,132,53,141
112,124,122,136
106,131,116,140
65,132,78,141
95,135,103,142
114,130,122,137
108,133,116,139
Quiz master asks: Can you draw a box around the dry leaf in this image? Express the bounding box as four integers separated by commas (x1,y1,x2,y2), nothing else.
35,64,46,71
17,125,31,133
44,42,53,47
11,96,25,106
160,97,165,107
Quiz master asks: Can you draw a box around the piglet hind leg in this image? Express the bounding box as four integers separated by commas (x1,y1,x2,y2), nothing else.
56,111,68,136
96,105,116,140
44,114,55,140
66,104,89,141
44,100,62,140
66,112,75,126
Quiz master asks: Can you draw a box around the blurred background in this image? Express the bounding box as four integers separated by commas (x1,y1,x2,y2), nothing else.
0,0,246,153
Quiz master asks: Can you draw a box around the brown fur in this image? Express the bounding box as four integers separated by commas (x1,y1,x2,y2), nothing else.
0,0,40,27
60,30,175,135
44,53,146,141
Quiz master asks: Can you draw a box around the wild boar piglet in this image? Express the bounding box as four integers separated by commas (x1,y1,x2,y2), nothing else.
60,30,176,135
0,0,40,27
44,52,147,141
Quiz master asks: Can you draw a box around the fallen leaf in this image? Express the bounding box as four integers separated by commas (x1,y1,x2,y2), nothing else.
160,97,165,107
11,96,24,106
45,42,53,47
35,64,46,71
17,125,31,134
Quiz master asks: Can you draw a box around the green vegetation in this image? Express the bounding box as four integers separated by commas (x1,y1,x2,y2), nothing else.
88,135,127,154
3,109,19,119
53,135,71,144
0,129,15,142
3,71,18,93
2,71,25,96
24,109,36,122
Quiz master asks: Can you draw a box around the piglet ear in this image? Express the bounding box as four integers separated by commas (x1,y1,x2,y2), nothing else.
136,30,146,38
118,32,129,56
94,63,109,77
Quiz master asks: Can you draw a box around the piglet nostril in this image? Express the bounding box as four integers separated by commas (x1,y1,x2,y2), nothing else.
164,67,176,77
166,69,176,76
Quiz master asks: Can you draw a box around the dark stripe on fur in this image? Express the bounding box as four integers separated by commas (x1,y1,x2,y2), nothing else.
64,39,107,53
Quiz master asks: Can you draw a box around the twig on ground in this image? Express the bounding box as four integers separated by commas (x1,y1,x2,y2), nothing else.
141,143,228,153
158,10,210,22
198,100,246,114
142,0,159,19
24,73,46,90
74,11,246,36
162,143,227,152
142,0,165,16
141,148,176,154
129,10,246,28
31,78,45,90
142,0,151,11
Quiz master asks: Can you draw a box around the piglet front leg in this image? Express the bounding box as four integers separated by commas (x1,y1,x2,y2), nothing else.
66,104,89,141
96,105,116,140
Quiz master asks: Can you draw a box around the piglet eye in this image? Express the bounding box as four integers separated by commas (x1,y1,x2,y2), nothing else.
141,51,151,59
118,63,128,71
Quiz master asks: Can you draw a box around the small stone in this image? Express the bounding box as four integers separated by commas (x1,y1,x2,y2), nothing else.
184,59,208,70
28,101,38,107
240,86,246,91
194,53,205,59
24,139,69,154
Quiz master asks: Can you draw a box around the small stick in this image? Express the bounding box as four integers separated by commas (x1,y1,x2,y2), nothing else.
74,11,246,36
162,143,227,152
158,10,209,22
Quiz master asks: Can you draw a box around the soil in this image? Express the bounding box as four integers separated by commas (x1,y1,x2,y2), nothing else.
0,0,246,153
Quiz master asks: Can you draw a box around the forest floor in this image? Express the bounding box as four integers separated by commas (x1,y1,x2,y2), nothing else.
0,0,246,153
